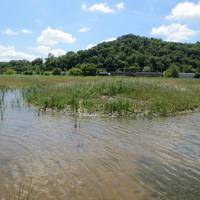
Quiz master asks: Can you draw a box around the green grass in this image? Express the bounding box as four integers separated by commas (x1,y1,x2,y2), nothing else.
0,75,200,117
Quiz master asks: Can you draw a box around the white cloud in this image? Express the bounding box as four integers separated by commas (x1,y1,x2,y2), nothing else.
166,1,200,20
151,23,197,42
0,44,36,61
82,3,114,13
86,43,96,49
116,2,125,11
87,37,116,49
0,43,66,61
2,28,33,36
78,27,90,33
104,37,116,42
2,28,18,36
37,27,76,46
21,29,32,34
29,46,66,57
82,2,125,13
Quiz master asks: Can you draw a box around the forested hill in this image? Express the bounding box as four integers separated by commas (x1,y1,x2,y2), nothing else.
1,34,200,75
70,34,200,73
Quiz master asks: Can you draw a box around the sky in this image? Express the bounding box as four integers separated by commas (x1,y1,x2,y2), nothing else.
0,0,200,61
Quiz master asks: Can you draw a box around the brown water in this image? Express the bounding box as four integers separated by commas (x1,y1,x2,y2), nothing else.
0,90,199,200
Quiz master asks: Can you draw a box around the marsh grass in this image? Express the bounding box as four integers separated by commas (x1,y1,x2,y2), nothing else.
0,75,200,117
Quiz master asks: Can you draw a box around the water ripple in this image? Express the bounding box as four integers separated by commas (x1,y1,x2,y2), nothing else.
0,90,199,200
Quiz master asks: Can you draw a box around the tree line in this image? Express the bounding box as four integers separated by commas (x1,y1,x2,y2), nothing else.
0,34,200,76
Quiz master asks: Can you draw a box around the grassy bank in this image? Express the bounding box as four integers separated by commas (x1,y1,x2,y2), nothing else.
0,75,200,117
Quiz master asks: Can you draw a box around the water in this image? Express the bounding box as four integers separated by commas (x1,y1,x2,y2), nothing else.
0,90,199,200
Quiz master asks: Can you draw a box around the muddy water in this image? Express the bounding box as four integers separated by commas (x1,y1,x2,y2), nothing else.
0,90,199,200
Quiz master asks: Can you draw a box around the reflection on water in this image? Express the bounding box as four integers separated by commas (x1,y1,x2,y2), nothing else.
0,90,199,200
0,90,5,120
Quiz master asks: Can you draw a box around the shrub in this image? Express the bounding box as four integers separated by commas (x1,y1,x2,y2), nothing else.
143,66,151,72
80,64,97,76
182,65,194,73
24,70,34,75
130,64,140,72
163,65,179,78
52,68,62,76
194,72,200,79
197,66,200,73
163,70,172,78
43,71,51,76
4,69,16,75
68,68,82,76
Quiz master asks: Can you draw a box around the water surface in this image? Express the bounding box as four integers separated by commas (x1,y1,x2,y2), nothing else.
0,90,199,200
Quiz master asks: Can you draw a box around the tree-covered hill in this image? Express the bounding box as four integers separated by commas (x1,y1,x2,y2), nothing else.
1,34,200,75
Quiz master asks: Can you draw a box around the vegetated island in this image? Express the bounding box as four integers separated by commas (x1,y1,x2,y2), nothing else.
0,76,200,118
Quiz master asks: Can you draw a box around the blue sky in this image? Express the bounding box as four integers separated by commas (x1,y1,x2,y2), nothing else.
0,0,200,61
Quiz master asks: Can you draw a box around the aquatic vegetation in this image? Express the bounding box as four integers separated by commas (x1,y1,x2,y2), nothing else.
0,75,200,117
14,183,35,200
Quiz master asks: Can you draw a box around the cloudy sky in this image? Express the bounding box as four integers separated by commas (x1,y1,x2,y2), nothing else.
0,0,200,61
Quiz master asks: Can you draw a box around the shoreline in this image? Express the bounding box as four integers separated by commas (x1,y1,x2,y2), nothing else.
38,106,200,119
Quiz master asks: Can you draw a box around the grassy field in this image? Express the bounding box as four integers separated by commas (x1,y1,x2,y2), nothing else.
0,75,200,117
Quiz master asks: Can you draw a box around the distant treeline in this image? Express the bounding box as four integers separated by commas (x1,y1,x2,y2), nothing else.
0,34,200,76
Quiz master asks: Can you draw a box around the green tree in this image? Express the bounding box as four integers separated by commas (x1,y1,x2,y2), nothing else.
163,65,179,78
80,64,97,76
32,58,43,67
5,69,16,75
182,65,194,73
24,70,34,75
143,66,151,72
129,64,140,72
52,68,62,76
68,68,82,76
